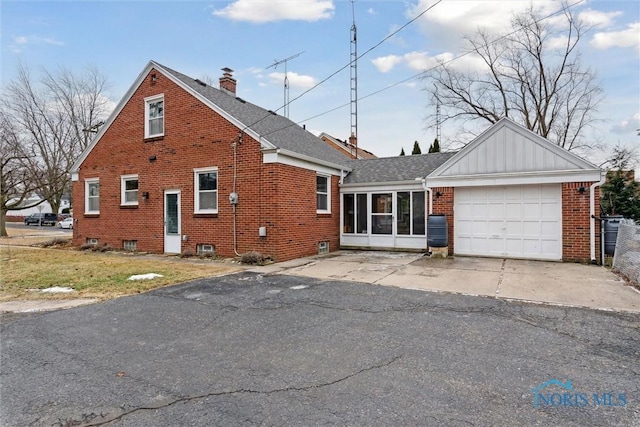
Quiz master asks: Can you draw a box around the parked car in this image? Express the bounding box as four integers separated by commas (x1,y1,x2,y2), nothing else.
24,213,58,226
57,217,74,229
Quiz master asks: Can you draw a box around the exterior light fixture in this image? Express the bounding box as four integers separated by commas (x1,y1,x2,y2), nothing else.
578,186,586,194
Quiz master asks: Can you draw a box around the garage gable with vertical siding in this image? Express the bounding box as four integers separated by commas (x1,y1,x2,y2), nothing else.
425,118,602,261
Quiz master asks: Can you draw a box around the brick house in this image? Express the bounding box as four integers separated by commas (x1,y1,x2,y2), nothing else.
72,61,603,263
71,61,353,261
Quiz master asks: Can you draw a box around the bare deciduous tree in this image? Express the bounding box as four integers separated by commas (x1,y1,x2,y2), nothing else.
425,6,602,153
2,63,110,220
0,109,42,236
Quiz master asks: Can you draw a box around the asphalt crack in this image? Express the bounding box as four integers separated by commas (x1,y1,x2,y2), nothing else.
80,354,403,426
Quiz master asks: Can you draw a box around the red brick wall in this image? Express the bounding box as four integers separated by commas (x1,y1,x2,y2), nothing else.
430,187,455,255
562,182,600,263
73,68,340,262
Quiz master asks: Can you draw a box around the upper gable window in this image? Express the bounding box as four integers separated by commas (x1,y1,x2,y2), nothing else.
145,95,164,138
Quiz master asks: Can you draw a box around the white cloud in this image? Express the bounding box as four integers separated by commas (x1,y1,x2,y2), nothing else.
578,9,622,28
212,0,334,23
590,22,640,51
367,8,376,15
611,112,640,134
406,0,567,51
267,72,317,89
9,35,64,53
371,54,403,73
371,50,485,74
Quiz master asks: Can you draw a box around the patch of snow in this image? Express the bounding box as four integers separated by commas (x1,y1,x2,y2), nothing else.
128,273,164,281
40,286,75,293
289,285,308,290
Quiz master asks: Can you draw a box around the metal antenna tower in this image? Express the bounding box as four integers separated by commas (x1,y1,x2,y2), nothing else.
349,0,358,158
434,85,441,144
267,51,304,118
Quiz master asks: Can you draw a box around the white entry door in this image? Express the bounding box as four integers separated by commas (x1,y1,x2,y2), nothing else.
454,185,562,260
164,190,181,254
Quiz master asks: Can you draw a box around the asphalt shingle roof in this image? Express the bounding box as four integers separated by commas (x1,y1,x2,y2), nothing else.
343,152,457,184
158,63,353,169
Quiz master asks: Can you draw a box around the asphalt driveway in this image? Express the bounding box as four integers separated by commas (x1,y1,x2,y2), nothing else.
1,271,639,426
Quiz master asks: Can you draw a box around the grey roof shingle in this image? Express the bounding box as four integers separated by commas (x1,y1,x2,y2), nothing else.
343,152,457,184
158,63,353,168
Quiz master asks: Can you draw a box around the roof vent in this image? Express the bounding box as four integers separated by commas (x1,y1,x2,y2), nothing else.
194,79,206,86
236,97,246,103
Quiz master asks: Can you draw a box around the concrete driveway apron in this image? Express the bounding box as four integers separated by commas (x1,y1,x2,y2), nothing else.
253,251,640,313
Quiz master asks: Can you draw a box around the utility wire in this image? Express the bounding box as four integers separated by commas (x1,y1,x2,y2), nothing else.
278,0,586,134
241,0,443,133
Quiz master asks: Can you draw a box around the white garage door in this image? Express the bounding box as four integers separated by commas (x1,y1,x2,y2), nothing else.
454,185,562,260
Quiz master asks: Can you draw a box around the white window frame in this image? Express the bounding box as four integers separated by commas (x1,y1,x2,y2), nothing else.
121,174,139,206
85,178,100,214
144,94,164,138
316,174,331,214
194,167,218,214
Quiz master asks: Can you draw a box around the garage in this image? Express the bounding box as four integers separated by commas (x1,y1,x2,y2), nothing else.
423,118,603,262
454,184,562,260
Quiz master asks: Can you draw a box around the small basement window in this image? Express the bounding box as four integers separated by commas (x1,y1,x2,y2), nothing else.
123,240,137,251
86,238,98,246
197,244,215,255
318,241,329,254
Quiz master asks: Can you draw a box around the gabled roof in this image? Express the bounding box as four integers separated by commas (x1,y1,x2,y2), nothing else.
343,152,456,184
318,132,378,159
72,60,352,173
428,118,601,182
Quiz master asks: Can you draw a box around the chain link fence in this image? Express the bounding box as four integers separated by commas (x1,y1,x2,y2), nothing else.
612,220,640,285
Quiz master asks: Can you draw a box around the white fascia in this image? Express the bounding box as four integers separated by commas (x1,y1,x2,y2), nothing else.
425,169,602,188
262,148,351,175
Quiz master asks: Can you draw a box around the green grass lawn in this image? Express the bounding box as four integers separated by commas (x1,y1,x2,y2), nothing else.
0,246,240,301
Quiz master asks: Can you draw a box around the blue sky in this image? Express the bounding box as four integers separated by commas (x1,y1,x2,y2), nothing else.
2,0,639,161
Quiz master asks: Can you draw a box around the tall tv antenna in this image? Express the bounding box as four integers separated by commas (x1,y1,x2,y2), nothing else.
350,0,358,158
434,85,441,144
267,51,304,118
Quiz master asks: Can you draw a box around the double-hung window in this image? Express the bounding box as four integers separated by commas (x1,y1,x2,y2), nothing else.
317,174,330,213
194,167,218,213
145,95,164,138
85,178,100,214
121,175,139,206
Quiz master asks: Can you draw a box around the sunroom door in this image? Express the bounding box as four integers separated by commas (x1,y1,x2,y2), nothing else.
369,193,394,247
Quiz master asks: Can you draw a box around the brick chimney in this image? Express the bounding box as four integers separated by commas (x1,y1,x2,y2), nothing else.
219,67,236,95
349,133,358,159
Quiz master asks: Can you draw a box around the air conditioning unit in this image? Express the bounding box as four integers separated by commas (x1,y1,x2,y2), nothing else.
318,241,329,254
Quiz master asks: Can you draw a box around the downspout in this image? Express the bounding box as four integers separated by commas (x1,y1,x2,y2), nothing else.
420,178,433,214
590,172,606,263
232,135,241,256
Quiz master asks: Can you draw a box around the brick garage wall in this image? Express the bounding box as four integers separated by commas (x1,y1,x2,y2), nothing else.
73,68,340,261
430,187,454,255
562,182,600,262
